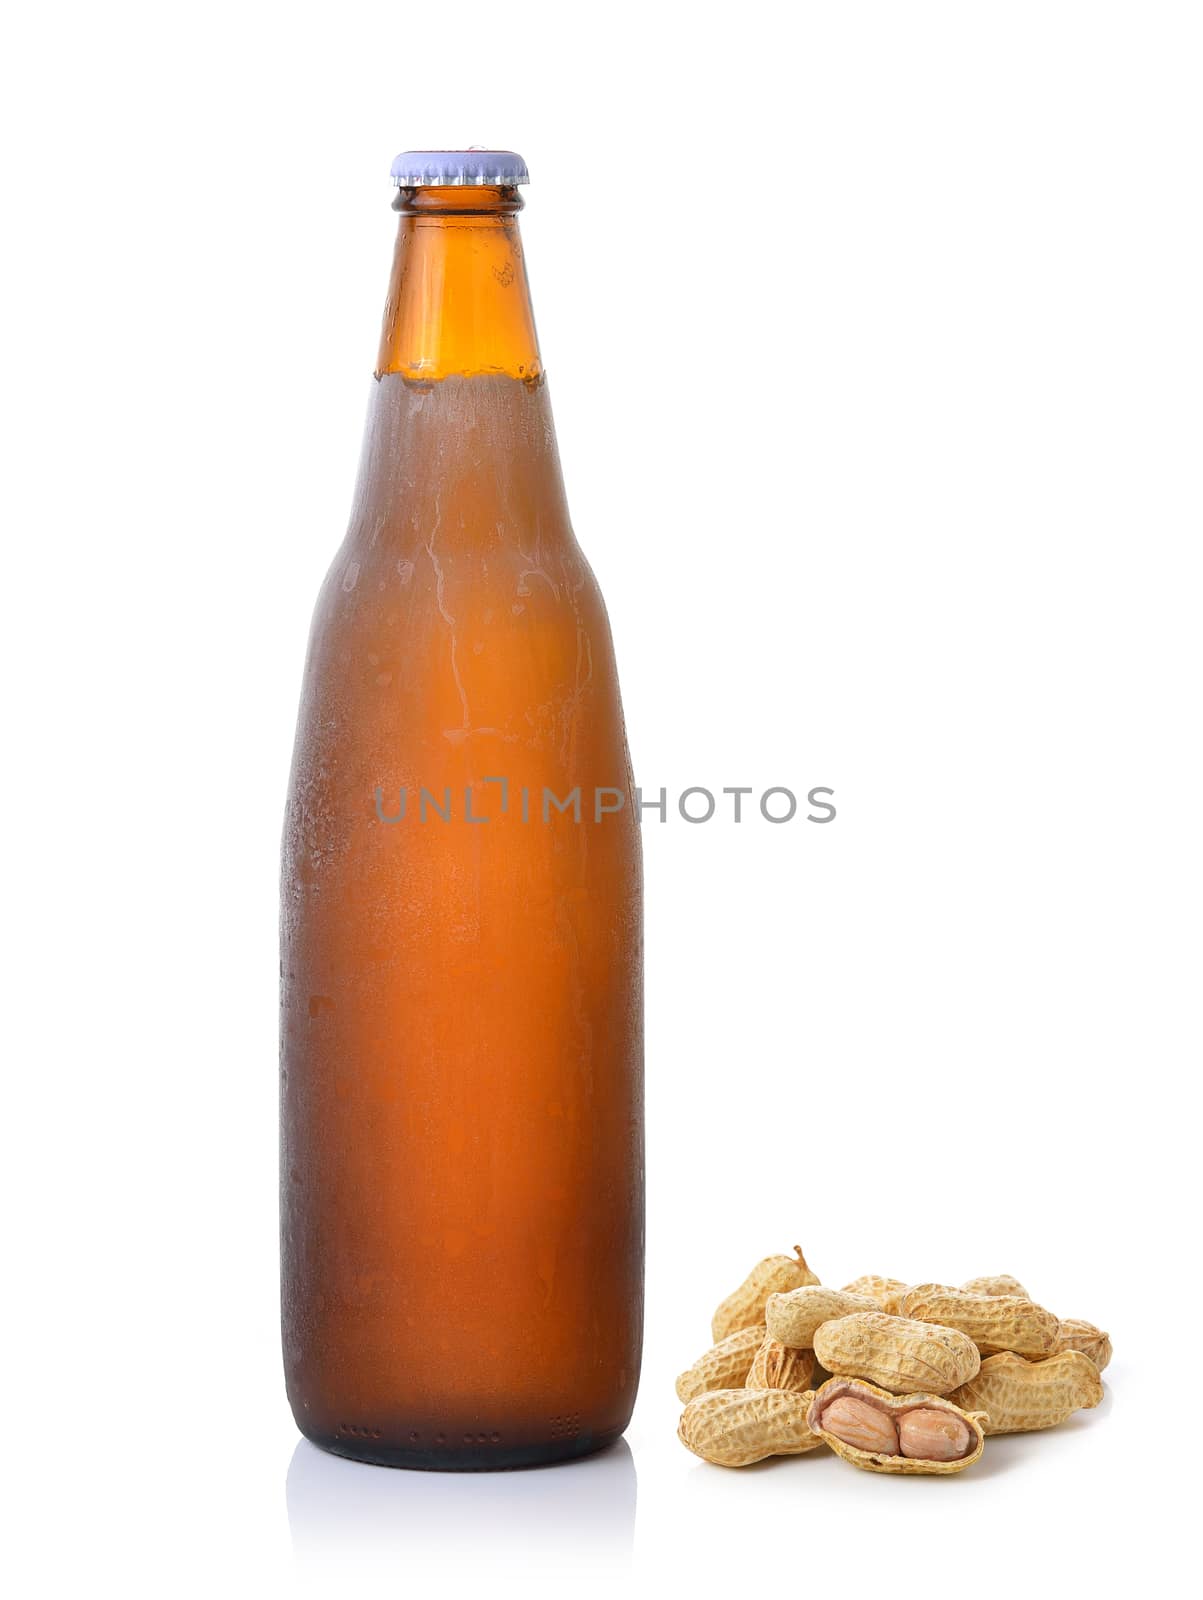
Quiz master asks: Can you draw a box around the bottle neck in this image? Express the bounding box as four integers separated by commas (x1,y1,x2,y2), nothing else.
375,186,543,383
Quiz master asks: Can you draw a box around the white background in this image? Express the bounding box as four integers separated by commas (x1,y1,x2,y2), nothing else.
5,2,1200,1594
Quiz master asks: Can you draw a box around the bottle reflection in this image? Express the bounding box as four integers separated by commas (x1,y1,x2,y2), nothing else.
286,1435,637,1572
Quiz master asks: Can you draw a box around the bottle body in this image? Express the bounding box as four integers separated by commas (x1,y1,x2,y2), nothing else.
281,188,643,1467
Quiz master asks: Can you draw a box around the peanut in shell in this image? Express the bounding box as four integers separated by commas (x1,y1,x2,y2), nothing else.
960,1274,1029,1299
841,1275,908,1316
677,1387,824,1467
711,1245,818,1342
746,1336,816,1393
948,1350,1104,1434
901,1283,1059,1357
813,1311,980,1395
766,1285,880,1349
1052,1317,1112,1372
675,1323,766,1403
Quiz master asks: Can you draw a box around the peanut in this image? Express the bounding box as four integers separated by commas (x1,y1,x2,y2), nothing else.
675,1323,766,1403
746,1337,816,1393
677,1388,824,1467
948,1350,1104,1434
961,1274,1029,1299
766,1286,880,1348
1053,1317,1112,1372
711,1245,819,1342
679,1241,1108,1478
901,1283,1059,1357
814,1311,980,1394
898,1407,972,1461
841,1275,908,1316
821,1395,899,1455
807,1377,986,1475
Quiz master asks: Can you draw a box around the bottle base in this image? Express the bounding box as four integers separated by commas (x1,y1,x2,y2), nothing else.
298,1422,629,1472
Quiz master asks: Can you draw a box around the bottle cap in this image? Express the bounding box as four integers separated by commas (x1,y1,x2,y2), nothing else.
389,149,530,187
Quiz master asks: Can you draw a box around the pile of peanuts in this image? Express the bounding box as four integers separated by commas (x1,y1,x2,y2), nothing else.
676,1246,1109,1475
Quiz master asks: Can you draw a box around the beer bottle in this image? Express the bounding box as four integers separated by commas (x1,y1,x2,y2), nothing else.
281,150,644,1469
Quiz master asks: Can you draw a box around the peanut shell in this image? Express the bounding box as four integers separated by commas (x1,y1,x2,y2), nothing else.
1053,1317,1112,1372
901,1283,1059,1357
746,1337,816,1393
766,1286,880,1348
677,1387,823,1467
961,1274,1029,1299
949,1349,1103,1434
711,1245,818,1342
814,1311,980,1394
675,1323,766,1403
807,1376,986,1476
840,1275,908,1316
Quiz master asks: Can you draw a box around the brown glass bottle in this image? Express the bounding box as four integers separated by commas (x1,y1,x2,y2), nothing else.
280,151,644,1470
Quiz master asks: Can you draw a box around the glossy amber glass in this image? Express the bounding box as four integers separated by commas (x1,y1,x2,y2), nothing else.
281,183,644,1469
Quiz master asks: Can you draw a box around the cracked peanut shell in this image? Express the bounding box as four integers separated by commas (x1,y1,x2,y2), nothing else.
808,1376,986,1476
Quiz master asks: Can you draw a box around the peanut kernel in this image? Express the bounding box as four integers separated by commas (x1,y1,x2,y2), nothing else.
898,1407,972,1461
821,1395,900,1455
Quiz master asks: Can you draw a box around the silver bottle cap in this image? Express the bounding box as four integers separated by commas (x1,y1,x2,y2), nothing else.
389,149,530,187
